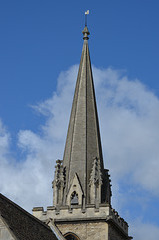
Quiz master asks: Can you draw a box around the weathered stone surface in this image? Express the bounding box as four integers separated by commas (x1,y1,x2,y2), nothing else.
0,218,15,240
32,25,132,240
109,224,129,240
56,221,109,240
61,26,109,207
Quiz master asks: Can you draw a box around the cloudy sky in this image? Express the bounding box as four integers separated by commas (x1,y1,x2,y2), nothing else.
0,1,159,239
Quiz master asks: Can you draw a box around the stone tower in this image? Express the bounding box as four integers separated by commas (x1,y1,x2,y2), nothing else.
33,25,132,240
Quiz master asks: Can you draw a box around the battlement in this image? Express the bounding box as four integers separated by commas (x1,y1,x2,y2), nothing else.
110,208,128,234
33,204,128,235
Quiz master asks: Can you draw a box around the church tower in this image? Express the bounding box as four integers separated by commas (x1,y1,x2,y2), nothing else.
33,24,132,240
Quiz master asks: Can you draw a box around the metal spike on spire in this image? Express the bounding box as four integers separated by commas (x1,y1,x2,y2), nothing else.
85,10,89,26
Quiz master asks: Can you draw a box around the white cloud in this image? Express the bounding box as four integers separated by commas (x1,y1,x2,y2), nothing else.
131,219,159,240
93,67,159,196
0,65,159,237
0,66,78,211
0,119,10,155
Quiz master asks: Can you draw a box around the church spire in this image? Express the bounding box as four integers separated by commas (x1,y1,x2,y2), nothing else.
33,22,131,240
53,25,111,209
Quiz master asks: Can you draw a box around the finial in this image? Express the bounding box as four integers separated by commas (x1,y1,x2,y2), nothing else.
83,10,90,40
85,10,89,26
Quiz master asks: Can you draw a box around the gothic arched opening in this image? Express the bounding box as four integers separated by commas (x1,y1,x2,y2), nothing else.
70,191,78,205
64,232,80,240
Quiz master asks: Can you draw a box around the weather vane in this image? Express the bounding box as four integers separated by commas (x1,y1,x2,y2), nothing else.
85,10,89,26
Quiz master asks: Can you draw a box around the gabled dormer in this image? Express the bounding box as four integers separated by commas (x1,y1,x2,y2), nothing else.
66,173,83,207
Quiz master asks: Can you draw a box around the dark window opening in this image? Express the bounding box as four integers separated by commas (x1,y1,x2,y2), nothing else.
71,191,78,205
64,233,80,240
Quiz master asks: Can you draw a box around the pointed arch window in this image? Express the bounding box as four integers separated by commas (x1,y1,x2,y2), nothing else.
64,232,80,240
71,191,78,205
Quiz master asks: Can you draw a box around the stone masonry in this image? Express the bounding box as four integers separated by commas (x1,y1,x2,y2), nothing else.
33,25,132,240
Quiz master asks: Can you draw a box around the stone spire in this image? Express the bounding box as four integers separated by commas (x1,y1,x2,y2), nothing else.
33,24,132,240
53,26,111,209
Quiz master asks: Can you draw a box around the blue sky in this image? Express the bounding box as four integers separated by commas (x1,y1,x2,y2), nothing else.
0,1,159,239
